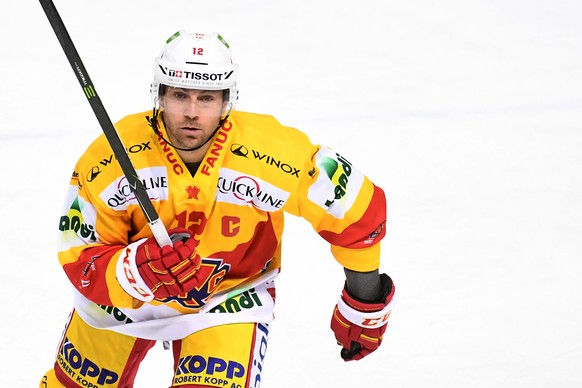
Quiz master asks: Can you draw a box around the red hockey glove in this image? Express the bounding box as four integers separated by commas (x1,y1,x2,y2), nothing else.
331,273,395,361
117,228,202,301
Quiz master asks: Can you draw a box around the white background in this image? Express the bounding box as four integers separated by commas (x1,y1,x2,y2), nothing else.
1,0,581,387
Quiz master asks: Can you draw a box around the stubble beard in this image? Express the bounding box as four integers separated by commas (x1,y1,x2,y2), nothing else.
165,116,222,152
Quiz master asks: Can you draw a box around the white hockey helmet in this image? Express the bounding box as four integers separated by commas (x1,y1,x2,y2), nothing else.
151,31,238,117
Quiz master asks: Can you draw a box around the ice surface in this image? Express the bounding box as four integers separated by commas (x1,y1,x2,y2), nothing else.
1,0,581,386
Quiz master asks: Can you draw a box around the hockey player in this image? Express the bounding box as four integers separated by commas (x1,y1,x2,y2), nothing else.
40,30,396,388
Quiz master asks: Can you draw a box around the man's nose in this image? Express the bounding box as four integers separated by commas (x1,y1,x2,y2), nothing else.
184,101,199,119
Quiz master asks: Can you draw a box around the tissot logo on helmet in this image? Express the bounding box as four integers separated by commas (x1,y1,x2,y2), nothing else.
158,66,234,82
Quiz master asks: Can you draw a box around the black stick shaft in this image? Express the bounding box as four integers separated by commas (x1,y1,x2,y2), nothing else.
39,0,171,247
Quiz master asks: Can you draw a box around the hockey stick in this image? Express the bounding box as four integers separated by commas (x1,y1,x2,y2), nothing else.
39,0,172,247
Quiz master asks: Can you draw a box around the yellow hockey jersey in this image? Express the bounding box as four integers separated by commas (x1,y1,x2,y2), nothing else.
58,110,386,338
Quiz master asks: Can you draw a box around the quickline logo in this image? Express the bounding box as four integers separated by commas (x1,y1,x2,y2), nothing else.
216,167,290,211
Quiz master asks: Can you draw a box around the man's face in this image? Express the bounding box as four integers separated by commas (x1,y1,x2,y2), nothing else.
160,87,224,150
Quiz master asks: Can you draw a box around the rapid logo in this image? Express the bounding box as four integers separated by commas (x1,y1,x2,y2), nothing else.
98,305,133,324
208,288,263,313
307,147,365,218
216,167,290,211
59,195,97,243
320,153,353,207
58,337,118,386
99,167,169,210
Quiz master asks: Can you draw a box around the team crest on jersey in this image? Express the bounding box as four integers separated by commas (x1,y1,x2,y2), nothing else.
186,185,200,199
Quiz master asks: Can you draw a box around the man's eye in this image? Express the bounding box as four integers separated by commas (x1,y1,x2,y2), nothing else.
200,95,214,102
174,92,187,99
